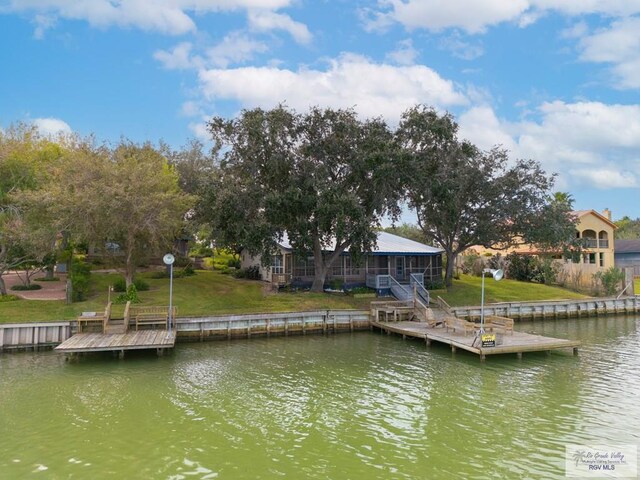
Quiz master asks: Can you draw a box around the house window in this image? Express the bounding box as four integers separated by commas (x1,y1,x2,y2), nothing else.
272,255,284,274
589,253,596,264
344,256,360,276
599,253,604,267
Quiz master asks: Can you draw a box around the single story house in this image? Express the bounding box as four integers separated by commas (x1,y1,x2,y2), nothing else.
240,231,444,291
614,239,640,275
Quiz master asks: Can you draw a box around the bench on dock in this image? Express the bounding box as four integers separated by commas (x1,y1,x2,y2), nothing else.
485,316,514,335
445,316,475,336
77,302,112,333
128,305,177,331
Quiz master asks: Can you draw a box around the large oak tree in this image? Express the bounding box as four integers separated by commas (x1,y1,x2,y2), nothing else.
397,105,576,287
202,106,400,292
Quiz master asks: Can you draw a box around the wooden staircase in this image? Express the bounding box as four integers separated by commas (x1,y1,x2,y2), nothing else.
104,317,127,334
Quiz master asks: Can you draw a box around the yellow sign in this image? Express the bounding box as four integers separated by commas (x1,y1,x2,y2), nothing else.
481,333,496,347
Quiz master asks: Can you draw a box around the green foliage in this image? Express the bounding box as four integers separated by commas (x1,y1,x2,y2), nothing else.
114,284,140,304
233,266,261,280
531,257,560,285
227,258,241,269
347,286,375,295
70,258,91,302
112,277,149,292
201,105,399,292
0,294,19,302
614,216,640,239
461,253,481,275
594,267,625,296
382,224,424,243
10,284,42,291
505,253,538,282
398,106,571,287
328,278,344,291
34,276,60,282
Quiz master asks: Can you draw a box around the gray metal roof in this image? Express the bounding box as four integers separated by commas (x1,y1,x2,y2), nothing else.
615,239,640,254
277,231,443,255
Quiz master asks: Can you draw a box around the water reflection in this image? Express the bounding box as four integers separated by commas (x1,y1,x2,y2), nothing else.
0,315,638,479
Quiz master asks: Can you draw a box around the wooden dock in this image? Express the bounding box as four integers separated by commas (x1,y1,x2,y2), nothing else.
55,330,176,355
372,321,580,361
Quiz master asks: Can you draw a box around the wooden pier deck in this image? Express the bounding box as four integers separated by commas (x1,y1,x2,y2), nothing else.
372,321,580,361
55,330,176,354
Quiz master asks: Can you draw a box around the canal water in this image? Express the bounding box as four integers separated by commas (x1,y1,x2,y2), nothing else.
1,315,638,479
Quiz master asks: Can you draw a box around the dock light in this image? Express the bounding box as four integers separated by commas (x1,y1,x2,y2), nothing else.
163,253,175,337
480,268,503,334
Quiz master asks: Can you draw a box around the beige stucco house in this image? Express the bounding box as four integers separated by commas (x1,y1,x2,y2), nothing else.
468,209,616,276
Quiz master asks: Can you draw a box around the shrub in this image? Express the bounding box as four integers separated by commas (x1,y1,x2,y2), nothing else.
181,265,195,277
70,258,92,302
227,258,241,269
328,278,344,291
594,267,625,296
0,294,20,302
10,284,43,291
34,276,60,282
506,253,537,282
348,286,375,295
112,277,149,292
114,284,140,304
461,253,479,275
233,265,261,280
424,278,444,290
532,257,560,285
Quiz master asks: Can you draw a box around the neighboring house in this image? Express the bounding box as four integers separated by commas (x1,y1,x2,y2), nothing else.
614,239,640,275
467,209,616,278
240,231,444,291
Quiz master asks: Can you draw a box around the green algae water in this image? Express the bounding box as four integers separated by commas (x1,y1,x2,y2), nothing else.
1,315,639,479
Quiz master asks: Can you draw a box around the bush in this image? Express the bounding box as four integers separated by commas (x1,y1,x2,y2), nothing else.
594,267,625,296
328,278,344,291
34,276,60,282
112,277,150,292
233,265,261,280
70,258,92,302
114,284,141,304
506,253,537,282
0,294,20,302
532,257,560,285
227,258,241,269
10,284,43,291
348,286,375,295
424,278,444,290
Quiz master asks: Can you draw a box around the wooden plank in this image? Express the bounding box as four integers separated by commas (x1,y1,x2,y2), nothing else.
55,329,176,353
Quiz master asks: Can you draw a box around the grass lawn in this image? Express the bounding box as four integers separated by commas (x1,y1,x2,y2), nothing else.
0,271,589,324
432,274,588,307
0,270,373,323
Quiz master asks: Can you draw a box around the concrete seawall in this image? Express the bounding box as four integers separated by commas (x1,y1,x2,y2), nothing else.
452,296,640,321
0,310,371,352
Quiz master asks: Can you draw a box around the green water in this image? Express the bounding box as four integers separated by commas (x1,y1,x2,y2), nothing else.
1,316,639,479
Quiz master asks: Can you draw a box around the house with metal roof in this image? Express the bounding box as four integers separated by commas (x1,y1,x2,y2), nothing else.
614,239,640,275
240,231,444,293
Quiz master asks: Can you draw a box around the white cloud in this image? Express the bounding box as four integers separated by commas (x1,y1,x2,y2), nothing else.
207,31,268,67
154,42,203,70
32,117,72,136
197,53,468,122
5,0,295,36
385,39,418,66
578,16,640,89
368,0,640,34
247,10,312,44
439,33,484,60
458,101,640,190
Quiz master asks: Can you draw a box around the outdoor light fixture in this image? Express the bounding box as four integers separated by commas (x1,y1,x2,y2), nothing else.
480,268,503,334
163,253,175,336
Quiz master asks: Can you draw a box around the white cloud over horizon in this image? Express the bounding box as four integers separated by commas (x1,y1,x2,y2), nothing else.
196,53,469,121
458,101,640,190
32,117,72,136
366,0,640,34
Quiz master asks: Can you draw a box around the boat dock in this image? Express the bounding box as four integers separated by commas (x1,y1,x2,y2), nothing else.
372,320,580,361
55,330,176,356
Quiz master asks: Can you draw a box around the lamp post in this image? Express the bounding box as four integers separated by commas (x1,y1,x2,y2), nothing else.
163,253,175,336
480,268,504,334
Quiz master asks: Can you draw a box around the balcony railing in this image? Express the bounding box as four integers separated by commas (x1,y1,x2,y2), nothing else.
580,238,609,249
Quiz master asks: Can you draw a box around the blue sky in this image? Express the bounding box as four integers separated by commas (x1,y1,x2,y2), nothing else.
1,1,639,222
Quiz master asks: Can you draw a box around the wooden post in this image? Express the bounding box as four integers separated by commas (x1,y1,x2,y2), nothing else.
573,347,579,356
267,318,271,337
285,318,289,336
451,345,456,353
425,337,431,347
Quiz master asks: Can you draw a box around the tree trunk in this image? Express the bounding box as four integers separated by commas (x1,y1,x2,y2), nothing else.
45,265,54,280
125,244,135,288
0,275,6,296
444,250,457,288
311,264,328,292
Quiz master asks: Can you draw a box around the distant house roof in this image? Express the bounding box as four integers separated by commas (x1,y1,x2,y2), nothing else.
571,209,617,229
615,239,640,254
277,231,443,256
